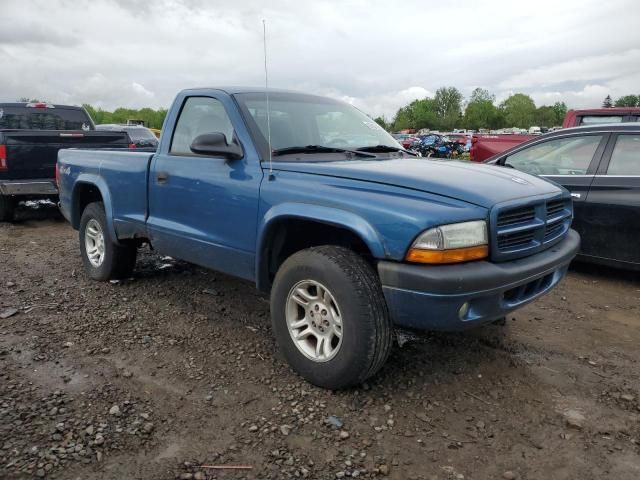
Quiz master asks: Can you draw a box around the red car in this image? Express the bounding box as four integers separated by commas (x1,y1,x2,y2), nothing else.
562,108,640,128
393,134,419,150
470,134,535,162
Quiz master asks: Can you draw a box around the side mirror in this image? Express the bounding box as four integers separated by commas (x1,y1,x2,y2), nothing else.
190,132,243,159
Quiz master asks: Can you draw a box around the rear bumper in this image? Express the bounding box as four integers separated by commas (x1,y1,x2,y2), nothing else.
378,229,580,331
0,179,58,196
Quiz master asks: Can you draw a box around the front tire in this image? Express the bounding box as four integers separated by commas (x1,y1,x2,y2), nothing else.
271,246,393,389
0,195,15,222
79,202,136,281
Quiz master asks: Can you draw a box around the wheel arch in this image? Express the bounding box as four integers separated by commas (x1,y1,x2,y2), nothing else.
256,203,386,292
71,176,117,240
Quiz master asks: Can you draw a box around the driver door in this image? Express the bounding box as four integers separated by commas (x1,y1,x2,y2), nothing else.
146,95,263,280
500,133,608,255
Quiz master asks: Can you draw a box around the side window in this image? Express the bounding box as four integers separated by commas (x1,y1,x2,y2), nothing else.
606,135,640,175
505,135,603,175
170,97,235,155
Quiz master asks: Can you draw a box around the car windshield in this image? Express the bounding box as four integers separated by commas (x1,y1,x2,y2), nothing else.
234,92,401,160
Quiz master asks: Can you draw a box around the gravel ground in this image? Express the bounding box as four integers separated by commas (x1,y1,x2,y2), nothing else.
1,203,639,480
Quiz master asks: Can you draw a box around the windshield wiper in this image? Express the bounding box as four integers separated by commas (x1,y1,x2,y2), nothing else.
272,145,376,158
356,145,417,156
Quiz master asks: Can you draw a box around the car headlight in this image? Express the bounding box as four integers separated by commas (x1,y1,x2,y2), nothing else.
406,220,488,264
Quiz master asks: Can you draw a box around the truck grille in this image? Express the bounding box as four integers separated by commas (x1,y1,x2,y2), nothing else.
492,196,572,261
496,205,535,228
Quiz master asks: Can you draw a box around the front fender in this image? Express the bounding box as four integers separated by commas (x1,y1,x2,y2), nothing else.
71,174,118,242
256,202,387,290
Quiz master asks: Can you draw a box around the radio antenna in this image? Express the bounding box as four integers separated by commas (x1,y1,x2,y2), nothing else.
262,19,273,175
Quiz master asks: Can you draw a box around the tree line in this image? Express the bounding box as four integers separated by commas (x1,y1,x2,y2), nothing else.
82,105,167,129
603,94,640,108
373,88,568,132
374,89,640,133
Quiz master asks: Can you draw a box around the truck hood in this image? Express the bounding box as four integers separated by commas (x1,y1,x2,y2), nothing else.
270,158,562,208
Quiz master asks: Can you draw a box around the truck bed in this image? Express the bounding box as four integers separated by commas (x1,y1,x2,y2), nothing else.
57,149,155,237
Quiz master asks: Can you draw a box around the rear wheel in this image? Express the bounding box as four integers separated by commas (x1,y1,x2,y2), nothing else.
271,246,393,389
0,195,15,222
79,202,136,281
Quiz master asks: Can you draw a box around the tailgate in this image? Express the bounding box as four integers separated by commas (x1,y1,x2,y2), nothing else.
1,131,130,180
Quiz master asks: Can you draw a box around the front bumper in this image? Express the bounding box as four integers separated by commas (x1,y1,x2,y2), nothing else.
378,229,580,331
0,179,58,196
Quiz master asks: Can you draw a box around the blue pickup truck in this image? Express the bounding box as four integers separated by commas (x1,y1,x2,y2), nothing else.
58,87,580,389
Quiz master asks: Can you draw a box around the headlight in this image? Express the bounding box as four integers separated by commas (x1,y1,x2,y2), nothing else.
406,220,488,264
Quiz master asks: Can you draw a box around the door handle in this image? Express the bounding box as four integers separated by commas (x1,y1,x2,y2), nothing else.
156,171,169,184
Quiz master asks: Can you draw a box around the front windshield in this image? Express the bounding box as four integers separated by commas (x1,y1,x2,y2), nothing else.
235,92,401,160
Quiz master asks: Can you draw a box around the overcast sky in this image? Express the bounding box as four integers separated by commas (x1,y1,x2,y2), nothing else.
3,0,640,118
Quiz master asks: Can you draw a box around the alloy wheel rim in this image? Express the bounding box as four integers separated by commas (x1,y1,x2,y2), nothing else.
285,279,343,363
85,219,105,267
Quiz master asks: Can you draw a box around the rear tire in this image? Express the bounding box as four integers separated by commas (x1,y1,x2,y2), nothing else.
79,202,136,281
271,246,393,389
0,195,15,222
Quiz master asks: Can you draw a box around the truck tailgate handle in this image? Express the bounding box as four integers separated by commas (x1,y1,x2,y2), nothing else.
156,171,169,184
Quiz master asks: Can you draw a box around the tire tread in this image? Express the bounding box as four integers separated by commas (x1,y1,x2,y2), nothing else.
272,245,393,388
80,202,136,281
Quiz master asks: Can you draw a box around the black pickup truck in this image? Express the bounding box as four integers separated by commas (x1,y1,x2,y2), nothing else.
0,102,132,221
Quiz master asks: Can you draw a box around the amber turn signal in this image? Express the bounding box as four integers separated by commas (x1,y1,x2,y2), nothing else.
406,245,489,264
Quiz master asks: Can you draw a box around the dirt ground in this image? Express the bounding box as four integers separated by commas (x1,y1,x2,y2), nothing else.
1,203,639,480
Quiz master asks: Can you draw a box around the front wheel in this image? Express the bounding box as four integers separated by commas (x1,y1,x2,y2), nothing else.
79,202,137,281
271,246,393,389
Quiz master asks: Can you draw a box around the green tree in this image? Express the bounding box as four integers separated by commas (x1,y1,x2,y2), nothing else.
433,87,463,130
552,102,568,125
499,93,537,128
463,88,501,130
391,98,439,131
412,98,438,129
535,106,557,127
81,104,167,129
614,94,639,107
469,88,494,103
373,116,389,130
392,103,417,131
